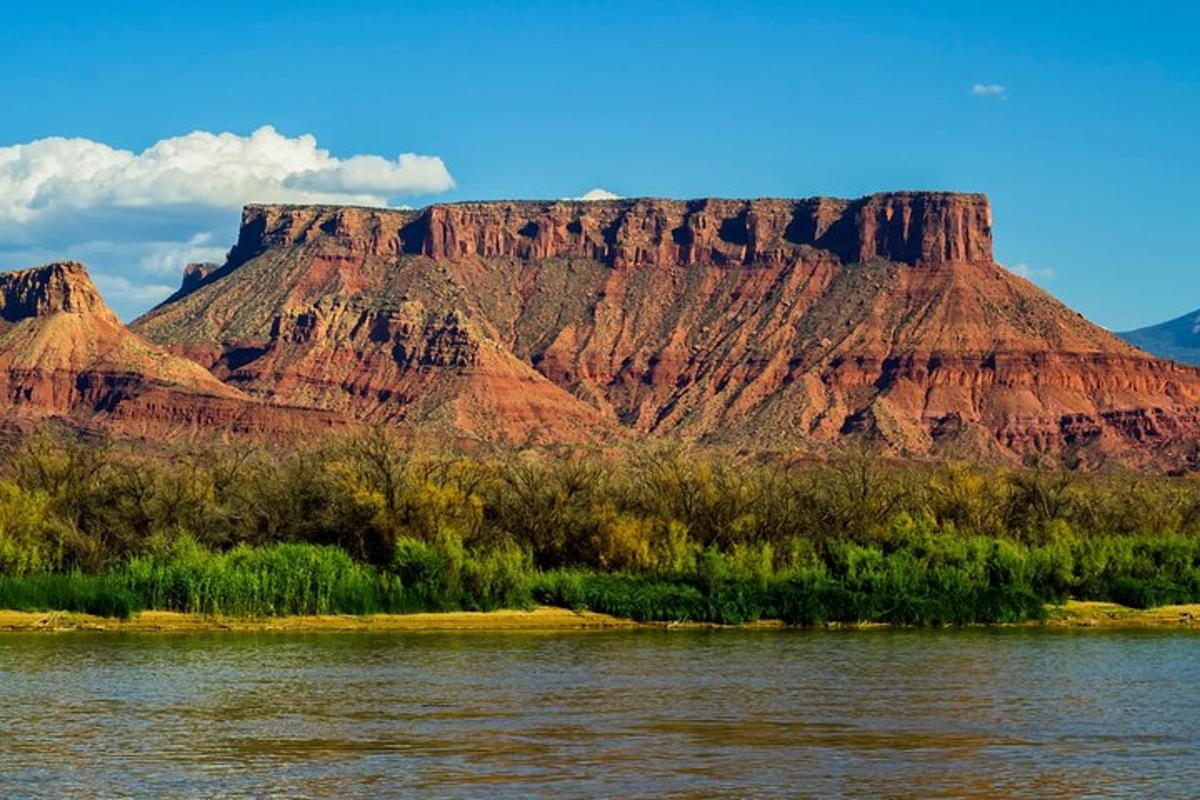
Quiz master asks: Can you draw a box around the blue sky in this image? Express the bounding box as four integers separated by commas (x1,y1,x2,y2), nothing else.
0,1,1197,328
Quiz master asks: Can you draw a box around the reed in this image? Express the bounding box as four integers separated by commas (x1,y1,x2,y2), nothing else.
0,573,141,619
120,539,401,616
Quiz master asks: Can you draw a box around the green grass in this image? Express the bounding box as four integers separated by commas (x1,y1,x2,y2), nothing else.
531,569,1046,626
121,541,404,617
0,573,142,619
4,531,1200,624
0,539,537,620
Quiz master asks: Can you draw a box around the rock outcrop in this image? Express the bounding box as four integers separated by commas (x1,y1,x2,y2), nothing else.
180,262,216,294
0,261,340,438
132,192,1200,465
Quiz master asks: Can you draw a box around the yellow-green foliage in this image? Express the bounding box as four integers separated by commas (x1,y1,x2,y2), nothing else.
590,507,657,572
3,429,1200,620
0,481,61,575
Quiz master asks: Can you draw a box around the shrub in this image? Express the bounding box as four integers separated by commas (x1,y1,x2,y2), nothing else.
390,535,456,611
0,482,62,575
460,544,533,611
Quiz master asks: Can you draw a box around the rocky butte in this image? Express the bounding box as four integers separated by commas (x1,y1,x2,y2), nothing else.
0,261,340,439
126,190,1200,466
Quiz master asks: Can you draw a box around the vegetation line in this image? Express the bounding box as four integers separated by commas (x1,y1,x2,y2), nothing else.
2,430,1200,624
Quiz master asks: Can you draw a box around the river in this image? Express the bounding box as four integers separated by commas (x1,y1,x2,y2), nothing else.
2,629,1198,797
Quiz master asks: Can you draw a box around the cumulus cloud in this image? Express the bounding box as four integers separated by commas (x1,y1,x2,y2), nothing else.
0,126,454,318
571,188,622,201
91,273,178,307
970,83,1007,99
0,126,452,226
1009,263,1055,281
132,233,229,277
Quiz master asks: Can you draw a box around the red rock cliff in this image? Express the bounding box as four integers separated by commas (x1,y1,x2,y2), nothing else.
0,261,344,439
0,261,113,324
227,192,992,270
137,190,1200,467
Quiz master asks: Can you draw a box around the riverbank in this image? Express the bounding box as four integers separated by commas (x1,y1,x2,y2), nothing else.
0,606,638,633
1043,601,1200,628
2,601,1199,633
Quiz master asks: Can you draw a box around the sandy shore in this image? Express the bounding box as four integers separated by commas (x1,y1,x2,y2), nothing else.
1040,601,1200,629
0,606,641,633
1,601,1198,633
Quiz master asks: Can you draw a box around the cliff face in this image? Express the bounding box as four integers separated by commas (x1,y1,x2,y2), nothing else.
133,192,1200,465
221,192,992,270
0,261,114,323
0,262,340,438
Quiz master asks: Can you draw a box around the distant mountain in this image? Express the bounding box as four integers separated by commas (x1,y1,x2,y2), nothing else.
129,192,1200,467
1121,311,1200,366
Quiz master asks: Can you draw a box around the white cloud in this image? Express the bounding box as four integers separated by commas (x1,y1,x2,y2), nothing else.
0,126,452,225
571,188,622,201
0,126,454,318
970,83,1007,99
0,236,227,281
1009,263,1055,281
132,233,228,277
91,272,177,307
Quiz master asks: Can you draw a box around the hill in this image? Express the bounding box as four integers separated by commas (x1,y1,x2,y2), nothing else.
1121,311,1200,366
0,261,339,438
132,193,1200,464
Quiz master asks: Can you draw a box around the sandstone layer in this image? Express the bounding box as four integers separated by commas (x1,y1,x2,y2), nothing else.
133,193,1200,464
0,261,339,438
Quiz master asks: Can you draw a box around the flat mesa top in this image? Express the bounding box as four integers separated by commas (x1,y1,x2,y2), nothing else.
242,191,990,215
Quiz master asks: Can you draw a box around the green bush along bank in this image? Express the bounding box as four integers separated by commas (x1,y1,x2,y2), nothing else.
2,431,1200,622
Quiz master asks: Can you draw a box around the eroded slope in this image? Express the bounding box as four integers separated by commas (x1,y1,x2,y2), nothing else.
0,261,339,438
134,195,1200,463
